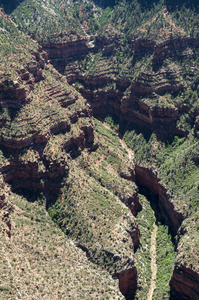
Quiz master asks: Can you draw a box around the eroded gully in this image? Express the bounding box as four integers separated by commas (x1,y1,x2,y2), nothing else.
119,132,158,299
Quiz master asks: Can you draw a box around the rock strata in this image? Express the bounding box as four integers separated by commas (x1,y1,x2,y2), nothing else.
42,32,89,73
0,49,46,109
48,35,199,138
65,75,187,136
170,266,199,300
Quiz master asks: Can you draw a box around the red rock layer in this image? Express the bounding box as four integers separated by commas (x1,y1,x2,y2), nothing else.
134,164,184,235
118,267,137,299
42,38,89,73
170,266,199,300
0,48,46,109
65,75,186,136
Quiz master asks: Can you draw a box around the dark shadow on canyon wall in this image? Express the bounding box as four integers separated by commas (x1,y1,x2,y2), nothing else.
1,0,25,14
92,0,116,8
138,186,166,224
137,184,177,245
170,289,191,300
6,172,65,210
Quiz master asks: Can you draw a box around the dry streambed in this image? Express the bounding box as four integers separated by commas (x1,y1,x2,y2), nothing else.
147,221,158,300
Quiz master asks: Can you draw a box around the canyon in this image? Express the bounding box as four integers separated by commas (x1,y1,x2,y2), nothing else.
0,1,199,299
42,30,199,299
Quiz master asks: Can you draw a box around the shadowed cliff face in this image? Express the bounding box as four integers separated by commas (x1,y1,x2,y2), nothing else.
1,0,25,13
118,268,138,299
170,266,199,300
134,165,184,236
42,35,89,74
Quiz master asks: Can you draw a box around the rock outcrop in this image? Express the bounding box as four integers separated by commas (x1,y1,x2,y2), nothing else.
1,7,199,298
134,164,184,236
0,43,98,205
74,79,186,136
127,224,140,251
0,48,46,109
0,117,97,203
170,265,199,300
42,31,89,73
118,267,138,300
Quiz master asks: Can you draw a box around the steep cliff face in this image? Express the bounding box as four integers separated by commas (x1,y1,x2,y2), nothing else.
120,94,183,136
0,155,68,198
0,108,96,203
0,50,137,300
118,267,138,299
0,27,98,206
37,31,199,299
170,266,199,300
134,165,184,235
74,81,185,136
152,37,199,67
42,31,89,73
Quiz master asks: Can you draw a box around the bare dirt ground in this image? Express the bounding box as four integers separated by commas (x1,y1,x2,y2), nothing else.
147,222,158,300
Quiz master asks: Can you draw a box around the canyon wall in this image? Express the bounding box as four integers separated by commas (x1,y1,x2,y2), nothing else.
170,266,199,300
40,34,199,299
44,35,198,137
134,165,184,235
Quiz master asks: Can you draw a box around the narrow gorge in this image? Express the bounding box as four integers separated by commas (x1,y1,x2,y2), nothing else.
116,124,177,299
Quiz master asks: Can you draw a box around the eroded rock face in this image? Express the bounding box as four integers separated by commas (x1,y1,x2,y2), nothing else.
42,34,89,73
119,190,142,217
152,37,199,66
0,80,28,108
0,119,97,197
127,224,140,251
78,83,122,118
134,164,184,236
0,49,46,109
170,266,199,300
120,94,183,136
0,43,98,205
118,267,137,299
66,74,186,136
128,194,142,217
63,125,96,158
1,22,198,299
0,155,68,202
132,164,199,299
51,35,199,138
